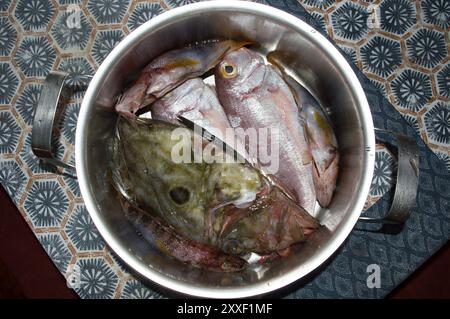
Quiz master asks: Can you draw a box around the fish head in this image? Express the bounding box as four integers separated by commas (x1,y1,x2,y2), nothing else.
218,185,320,255
215,47,266,93
114,118,210,241
145,40,249,99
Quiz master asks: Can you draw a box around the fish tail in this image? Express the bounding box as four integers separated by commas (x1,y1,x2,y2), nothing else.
313,154,339,207
114,72,153,115
262,185,320,247
284,208,319,239
294,207,320,236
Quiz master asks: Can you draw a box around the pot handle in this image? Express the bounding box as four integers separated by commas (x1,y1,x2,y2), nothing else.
32,71,75,171
358,129,419,234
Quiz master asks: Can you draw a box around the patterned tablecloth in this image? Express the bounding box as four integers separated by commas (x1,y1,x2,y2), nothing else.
0,0,448,299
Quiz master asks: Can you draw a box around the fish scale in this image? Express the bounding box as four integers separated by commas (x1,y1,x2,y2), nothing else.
215,47,317,214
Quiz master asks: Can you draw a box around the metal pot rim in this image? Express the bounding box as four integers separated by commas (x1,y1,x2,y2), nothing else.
75,0,375,298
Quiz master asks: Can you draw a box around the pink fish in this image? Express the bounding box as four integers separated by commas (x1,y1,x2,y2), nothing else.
215,48,317,214
115,40,249,117
151,78,231,143
268,52,339,207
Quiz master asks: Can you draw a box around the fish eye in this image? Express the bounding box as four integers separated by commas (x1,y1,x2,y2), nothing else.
220,62,237,78
225,65,234,74
169,187,190,205
223,239,242,254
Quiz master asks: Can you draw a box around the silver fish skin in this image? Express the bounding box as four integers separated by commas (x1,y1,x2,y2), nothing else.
151,78,232,143
115,40,248,117
214,47,316,214
293,84,339,208
270,60,339,208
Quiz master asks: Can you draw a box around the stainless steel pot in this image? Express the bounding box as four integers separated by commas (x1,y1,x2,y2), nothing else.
31,1,419,298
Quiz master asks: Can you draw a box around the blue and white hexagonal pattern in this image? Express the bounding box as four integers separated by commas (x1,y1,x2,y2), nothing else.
331,2,369,41
337,45,357,66
121,280,162,299
15,83,42,126
19,132,56,174
57,0,82,4
369,148,397,198
0,17,17,56
0,62,19,104
51,10,92,52
24,180,69,228
0,0,12,11
370,79,387,97
437,64,450,98
60,102,80,145
15,36,56,77
436,151,450,171
391,69,432,112
421,0,450,29
63,172,81,198
65,204,106,251
302,0,336,10
406,28,447,69
38,233,72,273
361,36,401,78
87,0,130,25
0,160,27,203
0,110,21,154
91,29,124,65
309,12,326,33
127,2,163,32
0,0,448,300
13,0,55,32
107,249,130,273
380,0,416,35
74,257,119,299
165,0,204,8
424,102,450,147
58,57,94,91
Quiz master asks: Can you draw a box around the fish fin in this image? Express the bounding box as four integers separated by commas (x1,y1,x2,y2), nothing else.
164,58,201,70
277,247,293,257
267,51,287,72
223,39,254,51
313,155,339,207
263,174,297,203
213,40,254,65
116,109,136,120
